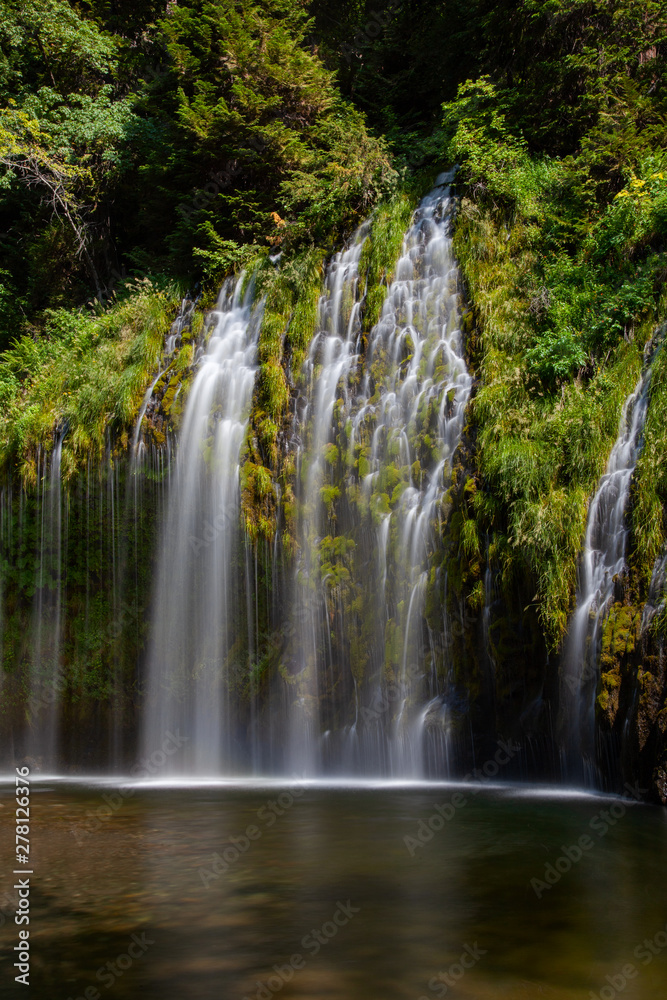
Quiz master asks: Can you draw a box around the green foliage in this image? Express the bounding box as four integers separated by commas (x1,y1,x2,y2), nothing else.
309,0,480,141
451,147,651,644
0,0,118,98
241,460,277,541
0,0,392,338
633,336,667,582
141,0,393,279
443,77,529,202
358,191,416,332
0,281,175,479
479,0,667,161
525,329,587,385
441,13,667,646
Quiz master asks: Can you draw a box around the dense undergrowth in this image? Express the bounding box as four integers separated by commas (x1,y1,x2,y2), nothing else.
444,68,667,647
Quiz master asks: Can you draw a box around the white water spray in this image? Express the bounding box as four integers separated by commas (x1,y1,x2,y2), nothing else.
142,277,262,774
560,361,653,784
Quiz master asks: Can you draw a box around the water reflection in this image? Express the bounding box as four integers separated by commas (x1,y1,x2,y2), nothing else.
0,784,665,999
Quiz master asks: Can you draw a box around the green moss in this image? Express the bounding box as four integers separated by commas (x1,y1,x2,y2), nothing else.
237,249,325,550
358,191,417,333
260,359,289,422
600,603,640,670
183,311,203,344
257,414,279,468
320,485,340,517
468,579,485,611
378,464,401,494
324,443,339,466
285,252,324,378
175,342,194,373
241,461,277,542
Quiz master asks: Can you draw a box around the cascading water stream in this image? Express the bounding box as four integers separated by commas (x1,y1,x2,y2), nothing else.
356,172,471,775
27,431,66,767
142,277,262,774
560,359,653,785
290,172,471,777
288,227,368,774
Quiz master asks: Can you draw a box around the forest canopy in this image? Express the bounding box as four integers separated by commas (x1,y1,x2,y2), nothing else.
0,0,664,349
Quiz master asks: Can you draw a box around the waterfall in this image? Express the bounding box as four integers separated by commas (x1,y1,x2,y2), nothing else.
27,431,66,768
288,227,368,774
560,362,653,785
290,172,471,776
360,172,471,775
107,298,195,771
142,276,262,774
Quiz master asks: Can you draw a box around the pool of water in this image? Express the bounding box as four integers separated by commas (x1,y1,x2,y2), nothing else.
0,780,666,999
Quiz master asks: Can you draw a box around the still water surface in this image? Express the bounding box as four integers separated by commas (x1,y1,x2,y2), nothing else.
0,781,665,999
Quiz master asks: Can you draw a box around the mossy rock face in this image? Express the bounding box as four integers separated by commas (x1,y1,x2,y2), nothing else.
161,375,181,416
600,603,640,668
134,297,202,448
597,601,667,802
241,459,277,542
596,602,642,725
181,311,203,344
143,367,189,445
0,454,158,760
626,645,667,804
632,649,665,749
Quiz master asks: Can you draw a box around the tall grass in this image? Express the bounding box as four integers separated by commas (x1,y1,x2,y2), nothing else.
0,280,178,482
